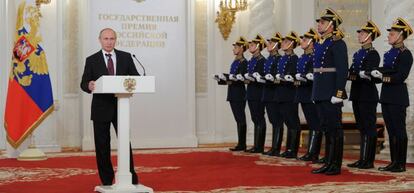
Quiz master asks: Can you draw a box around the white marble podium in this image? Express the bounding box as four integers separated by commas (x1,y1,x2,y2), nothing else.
93,76,155,193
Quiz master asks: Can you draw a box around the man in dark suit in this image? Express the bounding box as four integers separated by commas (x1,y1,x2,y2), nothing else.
80,28,140,185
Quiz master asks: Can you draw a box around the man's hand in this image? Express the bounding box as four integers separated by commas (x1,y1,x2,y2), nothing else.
284,75,294,82
371,70,383,79
229,74,237,81
218,73,227,81
295,73,307,82
305,73,314,81
359,71,371,80
265,74,274,81
244,73,255,81
330,96,343,104
236,74,245,81
275,74,283,81
252,72,261,78
88,81,96,92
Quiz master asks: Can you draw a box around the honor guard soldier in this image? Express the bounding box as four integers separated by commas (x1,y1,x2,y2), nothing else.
371,18,413,172
295,28,322,162
244,35,267,153
313,28,346,165
275,31,301,159
311,8,348,175
214,37,249,151
260,32,285,156
347,21,381,169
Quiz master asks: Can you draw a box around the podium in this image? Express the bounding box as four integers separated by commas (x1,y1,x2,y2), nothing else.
93,76,155,193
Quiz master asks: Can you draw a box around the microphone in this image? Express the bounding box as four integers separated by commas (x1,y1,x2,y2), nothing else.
132,54,146,76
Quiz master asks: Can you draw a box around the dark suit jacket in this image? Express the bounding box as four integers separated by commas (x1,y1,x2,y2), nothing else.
80,49,140,121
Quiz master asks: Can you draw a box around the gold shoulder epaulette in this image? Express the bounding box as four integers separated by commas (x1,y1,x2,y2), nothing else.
333,36,342,41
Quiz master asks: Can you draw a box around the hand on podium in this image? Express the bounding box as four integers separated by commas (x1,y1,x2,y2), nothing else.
89,81,95,92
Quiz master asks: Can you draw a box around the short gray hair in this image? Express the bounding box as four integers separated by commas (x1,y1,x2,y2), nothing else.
99,28,117,38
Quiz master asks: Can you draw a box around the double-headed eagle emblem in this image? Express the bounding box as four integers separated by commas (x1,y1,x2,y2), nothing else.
123,78,137,93
11,2,49,87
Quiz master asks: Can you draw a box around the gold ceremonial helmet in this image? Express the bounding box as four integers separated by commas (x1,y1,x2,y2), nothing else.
357,20,381,40
300,28,320,42
316,7,343,29
387,17,413,39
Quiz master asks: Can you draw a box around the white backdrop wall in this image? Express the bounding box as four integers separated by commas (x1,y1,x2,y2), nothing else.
81,0,198,150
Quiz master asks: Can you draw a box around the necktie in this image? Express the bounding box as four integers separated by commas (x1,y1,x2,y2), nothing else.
106,53,114,75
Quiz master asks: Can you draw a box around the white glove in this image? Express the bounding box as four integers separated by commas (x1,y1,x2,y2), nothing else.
331,96,343,104
257,77,266,83
252,72,261,78
236,74,245,81
371,70,383,79
213,74,220,81
359,71,371,80
254,74,263,82
305,73,314,81
295,73,307,82
244,73,255,81
275,74,282,81
229,74,237,81
265,74,275,81
218,73,226,81
284,75,294,82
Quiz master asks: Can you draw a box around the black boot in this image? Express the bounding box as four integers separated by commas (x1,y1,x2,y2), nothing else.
313,132,329,164
359,136,377,169
284,130,301,159
325,131,343,175
230,123,247,151
378,136,397,171
299,130,322,161
280,129,293,158
299,130,314,161
263,126,284,156
254,124,266,153
246,125,259,153
390,137,407,172
348,134,366,168
312,133,332,174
